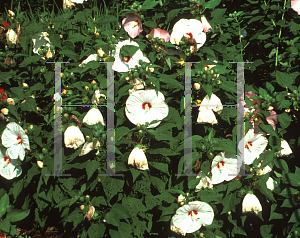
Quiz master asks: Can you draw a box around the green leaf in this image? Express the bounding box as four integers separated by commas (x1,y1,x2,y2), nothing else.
279,187,299,198
276,71,297,89
277,112,292,129
118,222,132,238
6,209,30,222
88,223,106,238
226,180,242,196
0,70,16,85
260,224,273,238
19,55,41,67
205,0,221,9
66,33,85,43
166,9,182,25
155,191,176,203
150,176,165,193
102,177,124,202
142,0,160,10
130,168,141,183
0,193,9,218
86,160,100,180
143,21,157,28
288,209,300,223
120,45,139,58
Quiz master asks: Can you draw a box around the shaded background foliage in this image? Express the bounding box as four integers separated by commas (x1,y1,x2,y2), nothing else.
0,0,300,237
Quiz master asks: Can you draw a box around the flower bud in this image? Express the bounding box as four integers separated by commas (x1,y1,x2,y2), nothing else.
177,194,186,203
80,205,85,210
36,160,43,168
193,83,201,90
1,108,8,115
23,83,28,88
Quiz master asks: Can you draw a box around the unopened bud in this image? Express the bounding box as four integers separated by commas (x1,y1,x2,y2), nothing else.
23,83,28,88
91,80,97,85
85,86,89,90
193,83,201,90
80,205,85,210
1,108,8,115
37,161,43,168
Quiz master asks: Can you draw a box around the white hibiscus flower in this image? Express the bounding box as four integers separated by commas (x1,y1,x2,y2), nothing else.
112,40,150,72
125,89,169,128
1,122,30,161
0,149,22,180
197,94,223,125
238,129,268,165
83,108,105,126
276,139,292,157
242,192,262,214
64,125,85,149
210,152,241,185
195,176,213,192
170,201,214,236
170,19,206,53
128,146,149,170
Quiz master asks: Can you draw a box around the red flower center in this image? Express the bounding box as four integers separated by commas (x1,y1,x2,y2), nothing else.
122,56,131,63
188,210,198,216
17,136,22,145
245,142,253,149
142,102,152,111
4,157,11,164
217,161,225,169
185,32,193,38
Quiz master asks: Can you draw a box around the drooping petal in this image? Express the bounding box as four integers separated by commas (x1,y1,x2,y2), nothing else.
64,126,85,149
122,13,143,39
197,109,218,124
201,16,212,33
83,108,105,126
266,110,277,130
242,193,262,214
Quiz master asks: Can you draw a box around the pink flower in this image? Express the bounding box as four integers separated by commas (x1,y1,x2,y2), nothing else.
291,0,300,15
146,28,170,42
266,110,277,130
122,13,143,39
201,16,212,33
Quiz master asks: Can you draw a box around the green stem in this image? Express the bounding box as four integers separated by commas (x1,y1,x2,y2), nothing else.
275,0,287,68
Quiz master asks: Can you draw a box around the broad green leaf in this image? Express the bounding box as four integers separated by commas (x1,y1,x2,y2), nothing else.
6,209,30,222
0,193,9,218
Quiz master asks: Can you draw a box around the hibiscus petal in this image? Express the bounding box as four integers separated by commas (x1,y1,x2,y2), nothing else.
1,128,16,148
0,162,22,180
18,146,26,161
7,144,21,160
291,0,300,15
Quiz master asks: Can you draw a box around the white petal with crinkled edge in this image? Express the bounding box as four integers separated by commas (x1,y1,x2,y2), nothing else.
64,126,85,149
83,108,105,126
